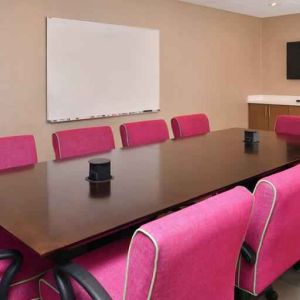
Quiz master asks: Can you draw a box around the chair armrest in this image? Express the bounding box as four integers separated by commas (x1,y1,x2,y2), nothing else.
0,249,23,299
241,242,256,264
54,262,112,300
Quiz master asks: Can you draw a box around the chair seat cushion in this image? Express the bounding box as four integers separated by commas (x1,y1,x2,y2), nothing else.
39,238,131,300
0,228,52,299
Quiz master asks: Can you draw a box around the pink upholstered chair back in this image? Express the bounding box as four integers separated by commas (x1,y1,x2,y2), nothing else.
0,135,37,170
52,126,115,160
171,113,210,139
125,187,253,300
237,164,300,296
275,115,300,136
120,119,169,148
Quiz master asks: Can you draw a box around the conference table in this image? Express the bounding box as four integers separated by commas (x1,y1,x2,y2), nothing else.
0,128,300,260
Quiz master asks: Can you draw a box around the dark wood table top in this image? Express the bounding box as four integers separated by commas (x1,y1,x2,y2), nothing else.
0,128,300,257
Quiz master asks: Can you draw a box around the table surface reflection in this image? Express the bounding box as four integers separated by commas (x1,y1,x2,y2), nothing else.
0,128,299,256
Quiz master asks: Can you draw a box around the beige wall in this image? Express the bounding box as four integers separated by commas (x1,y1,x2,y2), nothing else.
0,0,262,161
262,14,300,94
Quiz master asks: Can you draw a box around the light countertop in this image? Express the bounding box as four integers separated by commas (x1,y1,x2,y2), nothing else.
248,95,300,106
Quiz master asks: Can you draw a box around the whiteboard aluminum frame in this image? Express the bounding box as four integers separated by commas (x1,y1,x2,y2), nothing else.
47,109,160,123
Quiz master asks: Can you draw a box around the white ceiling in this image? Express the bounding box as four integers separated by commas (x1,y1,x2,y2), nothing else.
180,0,300,18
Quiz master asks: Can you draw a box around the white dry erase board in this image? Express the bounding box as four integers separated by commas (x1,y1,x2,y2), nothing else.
46,18,160,122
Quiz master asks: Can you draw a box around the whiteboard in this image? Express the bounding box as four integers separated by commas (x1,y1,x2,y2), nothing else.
47,18,160,122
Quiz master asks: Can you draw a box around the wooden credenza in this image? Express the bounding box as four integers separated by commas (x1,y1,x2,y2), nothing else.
248,104,300,131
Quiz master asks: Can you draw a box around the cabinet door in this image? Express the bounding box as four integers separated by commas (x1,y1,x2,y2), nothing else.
268,105,289,130
289,106,300,116
248,104,269,130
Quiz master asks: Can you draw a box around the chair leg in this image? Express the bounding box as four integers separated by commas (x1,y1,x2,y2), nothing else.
293,261,300,271
265,286,279,300
235,288,253,300
235,286,279,300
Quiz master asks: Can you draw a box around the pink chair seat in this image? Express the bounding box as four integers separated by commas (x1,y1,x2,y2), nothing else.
120,119,169,147
52,126,115,160
40,186,252,300
39,238,131,300
171,113,210,139
0,228,51,299
275,115,300,136
236,164,300,296
0,135,37,170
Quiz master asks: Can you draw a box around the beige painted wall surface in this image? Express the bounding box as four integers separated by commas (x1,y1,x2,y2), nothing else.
262,14,300,94
0,0,261,161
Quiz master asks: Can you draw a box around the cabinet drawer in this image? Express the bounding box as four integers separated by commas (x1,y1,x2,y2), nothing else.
248,104,269,130
289,106,300,116
269,105,289,131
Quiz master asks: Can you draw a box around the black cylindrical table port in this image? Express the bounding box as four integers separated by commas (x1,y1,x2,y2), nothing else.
87,158,112,182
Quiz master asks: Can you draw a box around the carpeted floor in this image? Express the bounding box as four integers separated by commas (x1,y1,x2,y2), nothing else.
273,268,300,299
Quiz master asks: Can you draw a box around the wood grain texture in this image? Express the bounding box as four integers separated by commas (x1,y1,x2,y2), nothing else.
0,128,299,256
269,105,289,130
249,104,269,130
249,104,289,131
289,106,300,116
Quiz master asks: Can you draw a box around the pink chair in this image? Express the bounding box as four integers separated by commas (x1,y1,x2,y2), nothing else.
120,119,169,147
275,115,300,136
171,113,210,139
0,135,50,298
39,186,253,300
0,135,37,170
236,164,300,300
0,229,51,299
52,126,115,160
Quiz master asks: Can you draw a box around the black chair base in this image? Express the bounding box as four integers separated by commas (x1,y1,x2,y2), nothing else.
293,261,300,271
0,249,23,300
265,287,279,300
235,286,278,300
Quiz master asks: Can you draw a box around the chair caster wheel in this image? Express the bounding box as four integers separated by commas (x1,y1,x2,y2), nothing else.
265,290,279,300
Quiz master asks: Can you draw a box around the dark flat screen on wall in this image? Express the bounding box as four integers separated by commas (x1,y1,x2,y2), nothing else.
287,41,300,79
